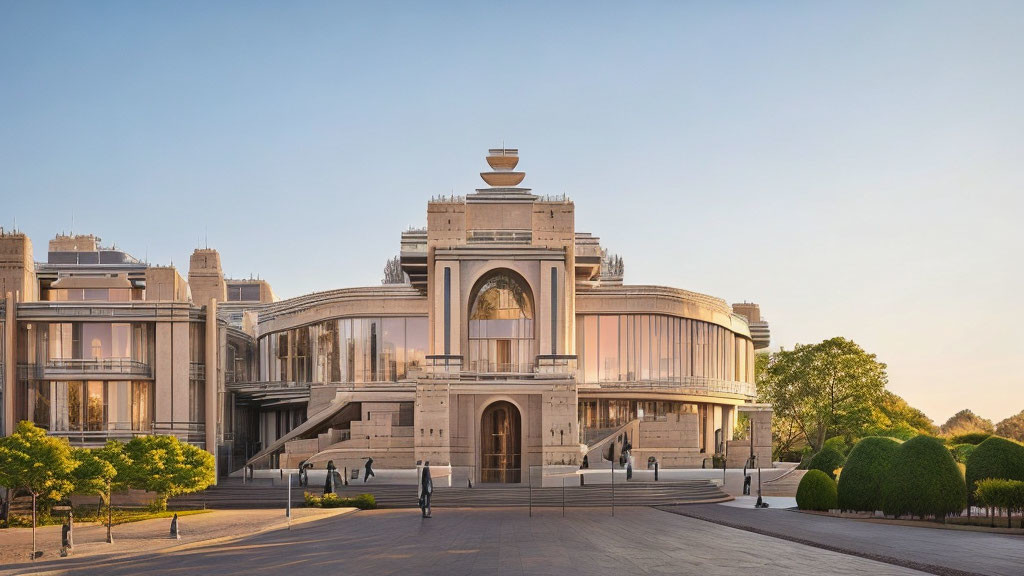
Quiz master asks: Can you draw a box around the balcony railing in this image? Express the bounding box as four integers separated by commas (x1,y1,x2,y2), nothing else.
19,359,153,379
579,377,756,398
190,362,206,381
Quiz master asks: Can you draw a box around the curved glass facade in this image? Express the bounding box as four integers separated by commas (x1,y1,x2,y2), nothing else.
260,316,428,383
575,314,754,385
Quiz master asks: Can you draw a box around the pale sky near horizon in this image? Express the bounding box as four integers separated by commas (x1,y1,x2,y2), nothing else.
2,2,1021,425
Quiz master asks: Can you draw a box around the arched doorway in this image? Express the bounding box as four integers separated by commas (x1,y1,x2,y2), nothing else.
480,401,522,483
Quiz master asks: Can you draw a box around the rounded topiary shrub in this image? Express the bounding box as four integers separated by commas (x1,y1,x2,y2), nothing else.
808,446,846,480
948,443,976,464
823,436,850,457
882,435,967,519
965,436,1024,496
797,469,838,511
837,436,901,512
949,432,992,446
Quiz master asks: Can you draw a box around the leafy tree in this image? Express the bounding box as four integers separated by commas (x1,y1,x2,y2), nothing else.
939,409,994,437
757,337,887,453
996,411,1024,443
73,442,132,542
865,391,936,438
0,421,78,554
123,435,215,510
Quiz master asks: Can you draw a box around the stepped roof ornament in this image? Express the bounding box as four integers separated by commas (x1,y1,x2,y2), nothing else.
471,148,535,201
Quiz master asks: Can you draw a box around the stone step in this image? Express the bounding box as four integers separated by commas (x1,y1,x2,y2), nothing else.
170,481,729,510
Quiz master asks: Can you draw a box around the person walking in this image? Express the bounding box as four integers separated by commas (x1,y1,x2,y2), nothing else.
418,461,433,518
363,456,375,483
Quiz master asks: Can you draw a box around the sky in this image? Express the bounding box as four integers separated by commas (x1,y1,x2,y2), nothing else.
2,1,1022,425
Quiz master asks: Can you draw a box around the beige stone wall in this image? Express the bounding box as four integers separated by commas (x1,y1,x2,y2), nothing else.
145,266,189,301
48,234,99,252
0,233,36,302
188,248,226,306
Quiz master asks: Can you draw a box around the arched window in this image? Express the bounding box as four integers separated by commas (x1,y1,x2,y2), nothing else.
468,270,534,373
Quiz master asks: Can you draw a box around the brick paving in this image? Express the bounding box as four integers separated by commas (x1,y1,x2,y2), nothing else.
6,507,928,576
662,504,1024,576
0,508,349,574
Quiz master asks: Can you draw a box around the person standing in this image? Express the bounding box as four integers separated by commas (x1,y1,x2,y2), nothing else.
324,460,337,495
418,461,433,518
363,456,375,483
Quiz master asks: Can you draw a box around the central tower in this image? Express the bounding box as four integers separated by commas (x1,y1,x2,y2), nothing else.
411,148,580,483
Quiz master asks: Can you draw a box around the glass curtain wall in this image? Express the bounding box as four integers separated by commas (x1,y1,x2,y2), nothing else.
31,380,153,433
262,316,428,383
576,314,754,385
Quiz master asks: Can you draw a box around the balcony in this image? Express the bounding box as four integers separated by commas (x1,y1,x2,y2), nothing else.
422,355,462,379
535,355,577,379
19,359,153,379
579,376,756,398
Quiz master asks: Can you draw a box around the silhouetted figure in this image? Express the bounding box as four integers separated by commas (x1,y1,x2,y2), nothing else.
743,475,752,495
324,460,338,495
363,457,375,482
418,461,433,518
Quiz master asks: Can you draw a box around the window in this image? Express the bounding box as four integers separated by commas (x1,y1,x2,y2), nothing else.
468,270,534,373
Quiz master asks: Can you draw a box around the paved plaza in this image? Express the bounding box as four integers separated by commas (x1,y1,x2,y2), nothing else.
665,504,1024,576
5,507,932,576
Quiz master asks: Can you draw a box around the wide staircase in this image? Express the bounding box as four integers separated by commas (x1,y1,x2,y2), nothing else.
170,477,729,510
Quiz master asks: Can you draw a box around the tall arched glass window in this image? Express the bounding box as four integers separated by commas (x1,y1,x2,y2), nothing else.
468,271,534,373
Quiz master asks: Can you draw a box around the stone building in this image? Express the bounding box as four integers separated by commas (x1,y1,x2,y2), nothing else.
0,148,772,482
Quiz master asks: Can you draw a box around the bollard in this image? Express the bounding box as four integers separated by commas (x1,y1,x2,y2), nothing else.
170,513,180,539
287,473,292,520
654,461,659,482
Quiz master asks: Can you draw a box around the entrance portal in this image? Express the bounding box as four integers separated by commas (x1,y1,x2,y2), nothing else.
480,401,521,483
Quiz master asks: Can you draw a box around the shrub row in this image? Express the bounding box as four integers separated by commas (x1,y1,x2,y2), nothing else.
304,492,377,509
974,478,1024,527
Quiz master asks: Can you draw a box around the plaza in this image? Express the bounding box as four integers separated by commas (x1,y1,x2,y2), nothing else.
4,504,1022,576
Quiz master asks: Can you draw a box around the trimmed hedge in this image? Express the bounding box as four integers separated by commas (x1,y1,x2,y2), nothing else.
949,432,992,446
797,469,838,511
948,443,976,464
882,435,967,519
837,436,902,512
807,446,846,480
823,436,850,457
974,478,1024,528
965,436,1024,497
304,492,377,509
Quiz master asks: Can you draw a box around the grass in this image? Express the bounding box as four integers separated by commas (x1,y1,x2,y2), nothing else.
2,507,211,528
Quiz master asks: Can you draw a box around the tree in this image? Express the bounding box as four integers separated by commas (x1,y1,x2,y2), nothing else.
939,409,994,437
757,337,887,453
0,421,78,556
73,442,132,543
996,411,1024,443
866,391,936,438
123,436,215,510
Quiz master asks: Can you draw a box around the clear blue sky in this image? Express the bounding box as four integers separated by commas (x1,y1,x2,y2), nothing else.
2,1,1022,425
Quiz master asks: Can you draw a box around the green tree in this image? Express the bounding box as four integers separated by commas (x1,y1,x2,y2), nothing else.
73,442,132,543
123,436,215,510
865,391,936,438
996,411,1024,443
939,409,994,437
0,421,78,555
757,337,887,453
